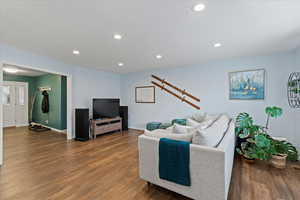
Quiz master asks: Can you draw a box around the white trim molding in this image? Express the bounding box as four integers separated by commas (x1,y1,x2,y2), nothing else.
31,122,67,133
0,61,3,166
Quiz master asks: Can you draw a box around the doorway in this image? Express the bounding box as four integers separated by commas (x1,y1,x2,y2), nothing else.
3,81,28,128
0,62,73,166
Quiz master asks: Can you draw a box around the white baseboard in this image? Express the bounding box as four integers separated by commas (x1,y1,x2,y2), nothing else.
16,123,29,127
31,122,67,133
3,125,15,128
129,127,144,131
4,123,29,128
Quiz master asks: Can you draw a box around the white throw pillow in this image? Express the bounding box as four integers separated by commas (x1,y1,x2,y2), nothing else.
166,125,174,131
173,123,197,134
187,116,219,130
191,113,207,123
144,129,193,142
192,114,230,147
186,118,201,127
198,119,216,129
205,114,219,121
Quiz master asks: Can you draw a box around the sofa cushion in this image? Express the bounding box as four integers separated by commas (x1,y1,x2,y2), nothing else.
146,122,162,131
144,129,193,142
173,123,197,134
192,114,231,147
171,119,187,126
159,123,173,129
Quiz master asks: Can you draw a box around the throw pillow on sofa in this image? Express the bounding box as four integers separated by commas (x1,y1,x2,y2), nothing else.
186,117,219,130
198,118,216,129
173,123,196,134
171,119,187,126
146,122,162,131
144,129,193,142
186,118,201,127
191,113,207,123
192,114,231,147
159,123,173,129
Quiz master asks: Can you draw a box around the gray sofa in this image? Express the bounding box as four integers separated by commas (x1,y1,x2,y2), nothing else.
138,119,235,200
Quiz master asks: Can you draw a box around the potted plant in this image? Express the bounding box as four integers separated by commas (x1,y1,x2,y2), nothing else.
235,106,298,167
264,106,285,167
270,139,299,168
264,106,298,168
235,112,271,162
236,131,275,162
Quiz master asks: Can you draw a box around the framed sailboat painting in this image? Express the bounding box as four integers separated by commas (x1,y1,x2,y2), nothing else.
229,69,265,100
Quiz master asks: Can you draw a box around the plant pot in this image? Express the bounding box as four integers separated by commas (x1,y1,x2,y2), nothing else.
270,154,287,169
242,156,255,164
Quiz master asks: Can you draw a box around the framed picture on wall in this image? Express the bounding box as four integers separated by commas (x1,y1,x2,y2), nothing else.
229,69,265,100
135,86,155,103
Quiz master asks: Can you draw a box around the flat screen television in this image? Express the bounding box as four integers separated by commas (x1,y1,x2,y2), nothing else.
93,98,120,119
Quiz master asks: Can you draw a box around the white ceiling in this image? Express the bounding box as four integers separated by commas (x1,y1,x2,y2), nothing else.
3,64,48,77
1,0,300,73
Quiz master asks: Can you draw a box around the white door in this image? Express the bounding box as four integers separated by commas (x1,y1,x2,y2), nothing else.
15,82,28,126
3,82,16,127
3,81,28,127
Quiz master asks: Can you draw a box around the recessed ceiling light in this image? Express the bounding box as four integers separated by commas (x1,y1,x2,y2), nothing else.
214,43,222,48
156,54,162,59
3,67,19,73
73,50,80,55
118,62,124,67
193,3,206,12
113,34,122,40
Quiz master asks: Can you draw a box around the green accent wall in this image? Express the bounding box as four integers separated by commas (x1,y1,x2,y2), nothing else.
3,73,67,130
33,74,67,130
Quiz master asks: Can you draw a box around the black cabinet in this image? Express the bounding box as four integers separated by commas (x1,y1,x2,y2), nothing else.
119,106,128,131
75,108,90,141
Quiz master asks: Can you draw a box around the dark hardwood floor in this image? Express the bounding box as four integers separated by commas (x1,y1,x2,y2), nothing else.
0,127,299,200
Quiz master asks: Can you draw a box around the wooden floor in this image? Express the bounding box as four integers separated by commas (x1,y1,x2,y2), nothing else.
0,127,299,200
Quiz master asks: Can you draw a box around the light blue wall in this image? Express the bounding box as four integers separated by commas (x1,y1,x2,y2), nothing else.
121,51,299,149
292,47,300,150
0,43,121,137
1,43,299,148
295,47,300,65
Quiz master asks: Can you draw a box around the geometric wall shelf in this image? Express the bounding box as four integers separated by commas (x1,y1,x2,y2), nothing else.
288,72,300,108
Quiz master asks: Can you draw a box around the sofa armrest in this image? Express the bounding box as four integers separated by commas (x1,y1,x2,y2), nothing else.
138,135,228,200
189,144,226,200
217,120,236,197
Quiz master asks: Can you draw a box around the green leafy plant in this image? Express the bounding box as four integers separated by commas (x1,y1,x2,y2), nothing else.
236,106,298,161
236,142,255,160
235,112,270,160
235,113,263,139
272,140,299,161
265,106,282,129
236,133,275,160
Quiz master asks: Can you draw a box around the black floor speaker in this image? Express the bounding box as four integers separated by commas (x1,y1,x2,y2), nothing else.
119,106,128,131
75,108,90,141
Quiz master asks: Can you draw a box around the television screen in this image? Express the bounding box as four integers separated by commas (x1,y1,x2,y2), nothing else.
93,99,120,119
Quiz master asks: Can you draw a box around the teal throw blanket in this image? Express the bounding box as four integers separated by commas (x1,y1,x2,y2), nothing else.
159,138,191,186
